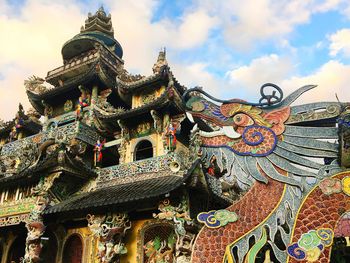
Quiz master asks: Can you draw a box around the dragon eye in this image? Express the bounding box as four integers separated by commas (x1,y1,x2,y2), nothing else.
233,113,253,126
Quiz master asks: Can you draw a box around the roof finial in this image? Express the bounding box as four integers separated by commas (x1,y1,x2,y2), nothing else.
80,6,114,37
152,48,168,74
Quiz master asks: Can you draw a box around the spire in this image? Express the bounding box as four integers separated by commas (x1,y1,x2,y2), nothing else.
152,48,168,74
81,7,114,37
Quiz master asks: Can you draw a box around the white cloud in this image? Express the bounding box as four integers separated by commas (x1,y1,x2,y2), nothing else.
195,0,347,50
0,0,218,120
0,0,85,120
227,54,294,92
328,28,350,57
171,62,223,97
281,60,350,104
107,1,217,74
225,55,349,104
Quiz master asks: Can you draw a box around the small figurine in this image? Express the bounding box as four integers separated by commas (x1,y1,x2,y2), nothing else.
75,104,82,121
78,85,90,108
15,114,23,131
94,139,105,167
165,123,176,151
8,126,18,142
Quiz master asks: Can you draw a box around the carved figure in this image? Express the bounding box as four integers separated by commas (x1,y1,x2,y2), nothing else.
95,89,119,114
87,213,131,263
153,199,194,261
94,139,105,167
144,234,175,263
24,76,48,94
164,123,176,152
78,85,90,108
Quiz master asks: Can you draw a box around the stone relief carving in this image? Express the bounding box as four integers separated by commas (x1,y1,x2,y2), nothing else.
87,213,131,263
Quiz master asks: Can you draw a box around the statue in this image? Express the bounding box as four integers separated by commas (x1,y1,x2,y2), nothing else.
94,139,105,167
24,75,48,94
78,85,90,108
164,123,176,152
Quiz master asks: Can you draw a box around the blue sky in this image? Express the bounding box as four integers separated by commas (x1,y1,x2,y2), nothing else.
1,0,350,120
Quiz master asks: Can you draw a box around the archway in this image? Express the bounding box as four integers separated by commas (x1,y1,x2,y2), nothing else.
0,241,3,263
40,230,58,263
7,234,26,263
62,234,83,263
134,140,153,161
331,211,350,262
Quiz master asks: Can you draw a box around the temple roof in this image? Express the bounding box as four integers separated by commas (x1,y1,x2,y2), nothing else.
43,158,201,216
0,105,41,137
94,85,183,122
81,6,114,37
0,148,96,187
43,175,185,215
62,7,123,60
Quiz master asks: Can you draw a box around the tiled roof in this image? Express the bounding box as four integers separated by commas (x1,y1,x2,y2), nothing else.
43,175,185,215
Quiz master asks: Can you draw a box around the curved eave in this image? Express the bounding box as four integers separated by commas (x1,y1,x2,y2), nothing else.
0,151,96,188
62,33,123,60
0,119,41,137
42,159,200,217
27,61,116,115
95,87,176,122
116,67,187,104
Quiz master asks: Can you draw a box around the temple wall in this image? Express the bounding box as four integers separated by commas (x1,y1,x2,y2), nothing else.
121,219,147,263
132,86,166,109
56,226,94,263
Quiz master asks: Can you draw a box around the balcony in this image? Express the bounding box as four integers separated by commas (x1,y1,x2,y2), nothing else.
46,45,120,80
98,152,187,186
1,122,99,156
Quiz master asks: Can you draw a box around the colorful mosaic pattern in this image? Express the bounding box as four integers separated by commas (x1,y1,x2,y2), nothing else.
98,153,183,181
334,212,350,237
192,178,285,262
287,228,333,262
289,171,350,263
184,86,344,263
197,210,238,228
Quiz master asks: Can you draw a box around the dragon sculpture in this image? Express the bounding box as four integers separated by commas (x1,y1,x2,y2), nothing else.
183,84,350,263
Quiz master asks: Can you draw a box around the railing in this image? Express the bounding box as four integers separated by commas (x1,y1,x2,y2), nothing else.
1,121,99,156
98,153,184,181
47,51,99,78
46,45,120,78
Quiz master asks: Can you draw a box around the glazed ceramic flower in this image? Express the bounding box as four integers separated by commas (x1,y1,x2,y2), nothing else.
214,210,238,226
342,176,350,196
305,247,322,262
319,178,342,195
298,230,321,251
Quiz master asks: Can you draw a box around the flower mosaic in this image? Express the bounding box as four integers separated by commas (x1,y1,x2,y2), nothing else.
287,228,334,262
342,176,350,196
319,178,342,195
319,176,350,196
197,209,238,228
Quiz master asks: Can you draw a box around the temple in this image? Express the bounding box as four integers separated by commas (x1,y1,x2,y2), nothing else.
1,7,350,263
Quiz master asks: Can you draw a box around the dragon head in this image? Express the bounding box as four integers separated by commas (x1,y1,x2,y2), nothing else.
183,84,342,197
185,94,290,157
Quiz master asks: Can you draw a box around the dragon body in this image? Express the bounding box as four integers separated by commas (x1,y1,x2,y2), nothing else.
183,85,349,262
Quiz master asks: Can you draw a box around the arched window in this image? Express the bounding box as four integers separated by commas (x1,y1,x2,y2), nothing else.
7,234,26,263
40,230,58,263
62,234,83,263
134,140,153,161
331,212,350,262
